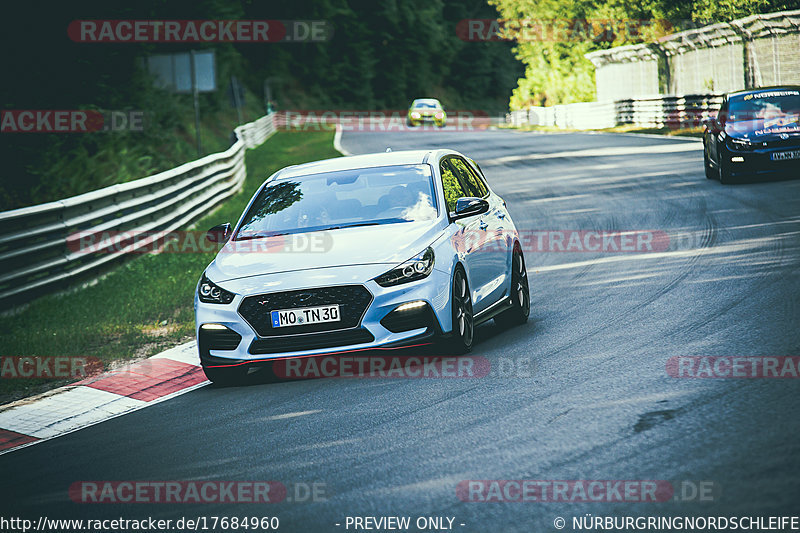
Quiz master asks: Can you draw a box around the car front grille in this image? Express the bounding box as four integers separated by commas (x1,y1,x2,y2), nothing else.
238,285,373,337
249,328,375,354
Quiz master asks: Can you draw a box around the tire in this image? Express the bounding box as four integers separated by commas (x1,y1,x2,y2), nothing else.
704,148,715,180
203,365,247,386
445,267,474,354
495,247,530,327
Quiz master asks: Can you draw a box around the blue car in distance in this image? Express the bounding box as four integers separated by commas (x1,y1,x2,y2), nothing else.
195,150,530,384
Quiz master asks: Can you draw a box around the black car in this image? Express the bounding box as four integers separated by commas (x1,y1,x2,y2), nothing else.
703,86,800,183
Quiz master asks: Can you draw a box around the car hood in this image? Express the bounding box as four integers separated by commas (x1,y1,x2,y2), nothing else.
206,220,444,282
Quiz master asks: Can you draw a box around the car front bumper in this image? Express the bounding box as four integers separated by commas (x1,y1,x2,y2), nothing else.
195,266,452,369
408,114,446,127
722,145,800,177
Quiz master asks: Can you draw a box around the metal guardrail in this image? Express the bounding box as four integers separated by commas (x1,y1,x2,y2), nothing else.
508,94,723,130
0,113,276,307
617,94,724,128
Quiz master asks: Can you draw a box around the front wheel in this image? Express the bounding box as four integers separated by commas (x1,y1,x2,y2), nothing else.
495,247,530,327
445,267,474,354
704,148,715,180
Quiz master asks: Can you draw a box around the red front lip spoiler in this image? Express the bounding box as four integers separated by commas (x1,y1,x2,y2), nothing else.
203,342,434,368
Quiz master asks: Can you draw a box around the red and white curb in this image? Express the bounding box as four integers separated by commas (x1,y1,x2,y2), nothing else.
0,341,207,455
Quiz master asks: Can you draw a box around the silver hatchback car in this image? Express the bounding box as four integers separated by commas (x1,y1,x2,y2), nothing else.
195,150,530,383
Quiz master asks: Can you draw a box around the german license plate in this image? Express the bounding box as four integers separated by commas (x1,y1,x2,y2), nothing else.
271,305,340,328
771,150,800,161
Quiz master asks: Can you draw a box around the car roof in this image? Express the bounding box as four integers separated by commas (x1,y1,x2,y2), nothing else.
412,98,442,105
273,150,453,180
727,86,800,98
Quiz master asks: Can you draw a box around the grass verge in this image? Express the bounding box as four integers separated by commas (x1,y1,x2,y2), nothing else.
0,131,340,404
503,123,704,138
597,125,704,138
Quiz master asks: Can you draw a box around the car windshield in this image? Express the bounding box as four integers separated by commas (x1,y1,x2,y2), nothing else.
235,164,438,240
728,90,800,127
413,101,441,109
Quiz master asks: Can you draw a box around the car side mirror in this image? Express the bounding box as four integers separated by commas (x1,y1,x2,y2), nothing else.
451,197,489,220
206,223,231,243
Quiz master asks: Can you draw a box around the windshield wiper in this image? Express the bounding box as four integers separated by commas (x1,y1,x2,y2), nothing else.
235,232,291,241
321,219,411,231
235,220,406,240
321,222,383,231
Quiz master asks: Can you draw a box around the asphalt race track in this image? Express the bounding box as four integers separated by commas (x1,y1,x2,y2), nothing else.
2,128,799,531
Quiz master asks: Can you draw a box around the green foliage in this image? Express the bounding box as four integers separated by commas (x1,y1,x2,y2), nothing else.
440,163,462,212
691,0,795,22
243,181,304,226
236,0,523,111
1,0,524,211
492,0,800,107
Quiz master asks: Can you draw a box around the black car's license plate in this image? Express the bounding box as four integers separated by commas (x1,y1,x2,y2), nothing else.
771,150,800,161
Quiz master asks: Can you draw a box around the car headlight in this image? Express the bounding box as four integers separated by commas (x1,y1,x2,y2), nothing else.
435,112,444,119
198,273,235,304
728,138,755,151
410,112,421,119
374,247,435,287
